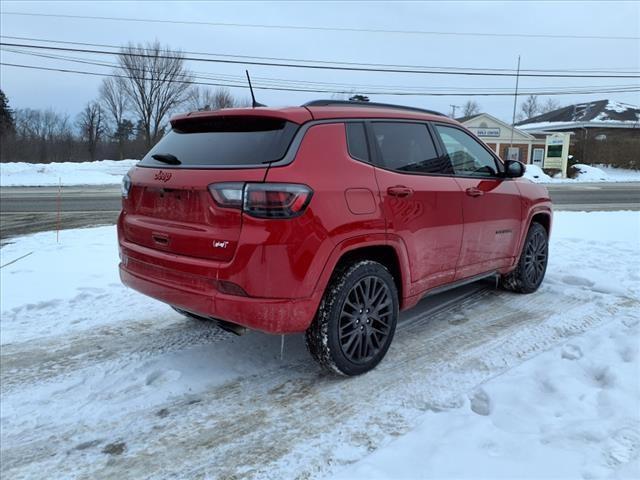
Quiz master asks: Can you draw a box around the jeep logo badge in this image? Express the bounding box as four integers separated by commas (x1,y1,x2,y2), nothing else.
154,170,172,182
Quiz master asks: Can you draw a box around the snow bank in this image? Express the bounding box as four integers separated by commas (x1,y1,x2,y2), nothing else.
571,163,609,181
524,164,640,183
599,165,640,182
0,159,138,187
523,164,552,182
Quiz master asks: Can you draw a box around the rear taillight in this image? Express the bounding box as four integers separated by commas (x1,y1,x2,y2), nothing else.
208,182,244,209
244,183,313,218
208,183,313,219
121,173,132,198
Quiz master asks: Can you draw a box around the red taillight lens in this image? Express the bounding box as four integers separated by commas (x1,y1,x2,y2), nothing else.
244,183,313,218
208,182,244,209
208,182,313,219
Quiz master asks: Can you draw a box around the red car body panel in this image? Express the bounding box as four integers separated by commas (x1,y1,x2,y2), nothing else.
118,105,552,334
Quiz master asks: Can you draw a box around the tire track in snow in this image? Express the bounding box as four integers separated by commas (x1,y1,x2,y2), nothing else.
0,315,232,393
2,286,636,479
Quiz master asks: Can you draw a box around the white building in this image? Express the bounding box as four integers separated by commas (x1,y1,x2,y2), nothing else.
456,113,547,165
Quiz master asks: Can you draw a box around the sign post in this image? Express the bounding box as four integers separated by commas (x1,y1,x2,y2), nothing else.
543,133,570,177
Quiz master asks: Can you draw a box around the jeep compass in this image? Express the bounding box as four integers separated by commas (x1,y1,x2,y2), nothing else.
118,100,552,376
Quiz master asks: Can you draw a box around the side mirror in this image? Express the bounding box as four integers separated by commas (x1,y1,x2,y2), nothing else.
504,160,525,178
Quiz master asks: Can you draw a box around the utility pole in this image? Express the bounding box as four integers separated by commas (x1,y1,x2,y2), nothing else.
449,104,460,118
509,55,521,150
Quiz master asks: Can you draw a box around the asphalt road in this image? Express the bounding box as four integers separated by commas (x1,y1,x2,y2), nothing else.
1,182,639,240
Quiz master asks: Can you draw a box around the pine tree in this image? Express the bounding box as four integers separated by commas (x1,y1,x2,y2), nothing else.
0,89,16,136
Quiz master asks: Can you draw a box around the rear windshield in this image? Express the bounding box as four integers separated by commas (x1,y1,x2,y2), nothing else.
140,117,299,167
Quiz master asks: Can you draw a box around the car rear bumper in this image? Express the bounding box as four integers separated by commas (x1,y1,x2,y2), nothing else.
119,251,320,334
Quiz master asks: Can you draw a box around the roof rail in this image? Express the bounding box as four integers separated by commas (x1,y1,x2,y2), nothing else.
302,99,445,117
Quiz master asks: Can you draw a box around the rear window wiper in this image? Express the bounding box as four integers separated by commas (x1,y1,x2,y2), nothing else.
152,153,181,165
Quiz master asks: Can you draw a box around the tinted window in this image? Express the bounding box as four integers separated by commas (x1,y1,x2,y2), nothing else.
371,122,450,174
140,117,298,167
345,123,369,162
435,125,499,177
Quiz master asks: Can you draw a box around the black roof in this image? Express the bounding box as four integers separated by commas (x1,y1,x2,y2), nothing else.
302,100,445,117
516,99,640,126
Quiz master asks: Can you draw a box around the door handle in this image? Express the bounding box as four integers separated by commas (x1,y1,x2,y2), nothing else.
387,186,414,198
465,187,484,197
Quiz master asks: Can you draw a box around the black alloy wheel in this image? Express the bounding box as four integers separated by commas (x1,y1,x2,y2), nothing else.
339,276,394,364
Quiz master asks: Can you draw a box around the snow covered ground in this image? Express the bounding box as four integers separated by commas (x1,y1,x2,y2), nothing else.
1,211,639,479
524,164,640,184
0,159,138,187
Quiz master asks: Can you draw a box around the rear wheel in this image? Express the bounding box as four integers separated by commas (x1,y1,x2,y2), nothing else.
305,260,399,376
501,222,549,293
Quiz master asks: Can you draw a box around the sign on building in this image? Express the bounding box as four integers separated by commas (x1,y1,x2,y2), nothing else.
470,127,501,137
543,133,570,176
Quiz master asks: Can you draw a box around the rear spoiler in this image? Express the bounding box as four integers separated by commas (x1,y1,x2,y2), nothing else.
170,108,312,128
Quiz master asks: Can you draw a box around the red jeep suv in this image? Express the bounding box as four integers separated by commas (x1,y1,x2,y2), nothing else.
118,100,552,375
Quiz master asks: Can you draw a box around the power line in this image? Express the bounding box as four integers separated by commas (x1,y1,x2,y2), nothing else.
2,35,638,75
3,11,639,41
4,46,637,94
2,62,638,97
2,41,640,79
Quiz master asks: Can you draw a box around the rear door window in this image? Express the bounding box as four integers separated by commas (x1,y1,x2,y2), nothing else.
370,122,452,174
140,117,298,167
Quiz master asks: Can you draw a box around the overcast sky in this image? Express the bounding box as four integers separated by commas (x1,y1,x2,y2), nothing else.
1,0,639,122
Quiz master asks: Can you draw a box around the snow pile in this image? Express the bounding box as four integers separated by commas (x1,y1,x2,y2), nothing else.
523,164,552,182
571,163,609,181
0,159,138,187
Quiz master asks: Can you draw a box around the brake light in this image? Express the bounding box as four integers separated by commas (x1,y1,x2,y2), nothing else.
244,183,313,218
208,182,313,219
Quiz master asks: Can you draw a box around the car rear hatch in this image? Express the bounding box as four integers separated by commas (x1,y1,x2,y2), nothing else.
121,112,306,262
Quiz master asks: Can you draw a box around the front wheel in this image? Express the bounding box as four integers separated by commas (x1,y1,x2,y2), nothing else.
305,260,399,376
501,222,549,293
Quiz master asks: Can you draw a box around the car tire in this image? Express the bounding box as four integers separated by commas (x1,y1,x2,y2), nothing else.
305,260,399,376
501,222,549,294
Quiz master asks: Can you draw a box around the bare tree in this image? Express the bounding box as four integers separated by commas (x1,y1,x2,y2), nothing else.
12,108,74,162
99,77,129,159
186,87,240,111
15,108,70,141
541,98,561,114
77,102,105,161
462,100,481,117
117,41,193,148
518,94,541,121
